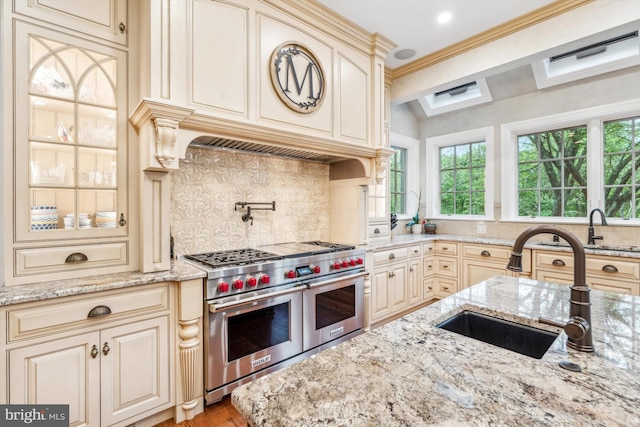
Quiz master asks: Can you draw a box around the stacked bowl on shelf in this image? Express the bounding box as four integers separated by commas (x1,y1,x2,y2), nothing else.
31,206,59,230
95,211,116,228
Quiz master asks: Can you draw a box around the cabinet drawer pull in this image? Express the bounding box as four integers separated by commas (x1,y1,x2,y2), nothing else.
410,267,414,272
65,252,88,263
119,213,127,226
102,342,110,356
388,253,395,260
443,286,450,291
119,22,126,33
442,247,448,251
90,345,99,359
414,250,419,254
443,265,449,269
87,305,112,318
602,264,618,273
552,259,566,267
388,272,395,278
374,228,380,234
481,250,491,257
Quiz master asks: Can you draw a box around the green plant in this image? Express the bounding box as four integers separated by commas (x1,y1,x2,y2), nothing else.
406,189,422,226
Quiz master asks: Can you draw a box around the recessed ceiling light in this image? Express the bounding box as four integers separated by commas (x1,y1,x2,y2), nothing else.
437,11,452,24
394,48,416,60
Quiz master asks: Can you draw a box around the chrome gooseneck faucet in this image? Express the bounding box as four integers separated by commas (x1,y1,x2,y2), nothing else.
587,208,608,245
507,225,594,353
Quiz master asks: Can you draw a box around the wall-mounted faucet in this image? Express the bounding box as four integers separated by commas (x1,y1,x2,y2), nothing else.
507,225,594,353
587,208,608,245
235,201,276,226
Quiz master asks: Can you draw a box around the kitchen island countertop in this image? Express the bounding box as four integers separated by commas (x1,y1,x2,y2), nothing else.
232,276,640,426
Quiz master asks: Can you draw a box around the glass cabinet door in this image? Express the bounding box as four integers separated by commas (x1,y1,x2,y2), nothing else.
15,23,127,240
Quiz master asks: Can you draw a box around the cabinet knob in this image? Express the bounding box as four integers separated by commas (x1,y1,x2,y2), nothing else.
102,342,110,356
428,285,433,290
90,345,99,359
388,253,395,260
119,22,126,33
119,213,127,226
552,259,566,267
388,271,395,278
87,305,112,318
602,264,618,273
481,250,491,257
410,267,414,272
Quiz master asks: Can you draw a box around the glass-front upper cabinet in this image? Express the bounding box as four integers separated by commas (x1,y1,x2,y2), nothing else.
14,22,127,241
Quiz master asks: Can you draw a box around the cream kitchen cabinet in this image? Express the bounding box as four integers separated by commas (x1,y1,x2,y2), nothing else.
5,16,133,285
3,283,172,427
14,0,128,45
461,243,532,289
407,245,423,307
433,241,459,298
532,250,640,296
371,246,409,323
423,242,435,300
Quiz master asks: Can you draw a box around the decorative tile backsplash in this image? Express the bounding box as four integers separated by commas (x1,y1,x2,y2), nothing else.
170,147,330,255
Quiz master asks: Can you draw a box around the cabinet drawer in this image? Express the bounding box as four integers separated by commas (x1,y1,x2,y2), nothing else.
423,257,434,275
436,278,457,296
7,284,170,342
369,224,389,237
435,258,458,278
409,245,422,258
535,251,574,270
15,242,128,277
373,247,408,264
462,244,511,261
423,242,434,255
435,242,458,256
586,256,640,280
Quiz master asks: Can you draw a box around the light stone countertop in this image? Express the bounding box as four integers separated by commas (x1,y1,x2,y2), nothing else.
232,276,640,426
0,260,206,306
362,233,640,259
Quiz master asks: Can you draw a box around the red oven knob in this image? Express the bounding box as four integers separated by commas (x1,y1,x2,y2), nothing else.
332,262,341,270
260,274,270,284
341,260,349,268
233,279,244,290
356,257,364,265
246,277,257,287
285,270,296,279
312,265,321,274
349,259,357,266
218,281,229,292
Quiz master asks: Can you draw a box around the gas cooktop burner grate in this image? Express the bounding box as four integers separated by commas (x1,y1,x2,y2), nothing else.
184,248,284,269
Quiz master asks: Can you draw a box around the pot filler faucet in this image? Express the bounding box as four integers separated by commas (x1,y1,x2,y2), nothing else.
587,208,608,245
507,225,594,353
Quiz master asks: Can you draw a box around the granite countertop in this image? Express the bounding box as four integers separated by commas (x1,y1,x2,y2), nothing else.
0,260,206,306
363,233,640,259
232,276,640,426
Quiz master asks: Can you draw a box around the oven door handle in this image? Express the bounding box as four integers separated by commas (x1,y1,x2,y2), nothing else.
305,271,367,289
209,286,304,312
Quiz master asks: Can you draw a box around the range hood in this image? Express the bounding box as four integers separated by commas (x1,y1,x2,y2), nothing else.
190,136,343,163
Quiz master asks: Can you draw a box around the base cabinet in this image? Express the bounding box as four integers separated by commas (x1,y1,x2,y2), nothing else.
9,317,169,426
461,244,532,289
533,250,640,296
371,262,407,322
3,283,173,427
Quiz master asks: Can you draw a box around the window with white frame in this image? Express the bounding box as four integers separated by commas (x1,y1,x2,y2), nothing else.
426,127,494,219
501,99,640,222
517,125,587,217
389,146,407,215
389,133,419,218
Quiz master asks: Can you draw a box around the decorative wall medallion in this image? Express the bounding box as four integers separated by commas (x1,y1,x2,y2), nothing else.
270,42,325,113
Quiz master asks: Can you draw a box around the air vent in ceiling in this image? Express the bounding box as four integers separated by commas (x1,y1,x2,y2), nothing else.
417,78,492,117
532,30,640,89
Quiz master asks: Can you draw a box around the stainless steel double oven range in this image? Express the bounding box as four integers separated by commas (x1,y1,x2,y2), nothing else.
183,241,366,404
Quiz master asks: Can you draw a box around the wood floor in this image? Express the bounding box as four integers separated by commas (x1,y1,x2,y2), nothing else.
155,396,247,427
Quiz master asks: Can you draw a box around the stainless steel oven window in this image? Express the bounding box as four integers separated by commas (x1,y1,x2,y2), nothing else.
315,285,356,330
227,301,291,361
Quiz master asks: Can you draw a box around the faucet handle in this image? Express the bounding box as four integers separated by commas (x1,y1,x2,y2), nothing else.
565,316,590,341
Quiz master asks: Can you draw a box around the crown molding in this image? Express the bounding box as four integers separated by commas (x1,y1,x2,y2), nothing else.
389,0,594,81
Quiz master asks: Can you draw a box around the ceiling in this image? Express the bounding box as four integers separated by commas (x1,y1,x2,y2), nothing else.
316,0,558,69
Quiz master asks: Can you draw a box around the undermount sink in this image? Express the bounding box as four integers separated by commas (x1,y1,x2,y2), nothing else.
539,241,640,253
436,311,559,359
